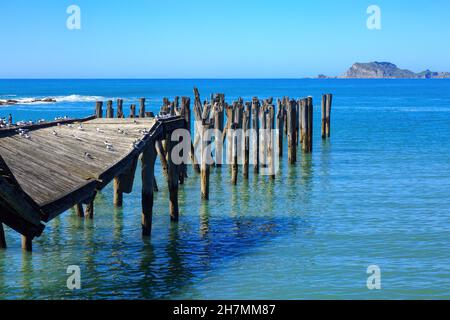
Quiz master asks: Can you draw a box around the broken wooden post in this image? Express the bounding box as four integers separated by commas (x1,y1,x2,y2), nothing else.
106,100,114,118
95,101,103,118
251,98,260,174
299,98,304,144
192,88,204,174
243,102,251,179
166,132,180,222
139,98,146,118
130,104,136,118
259,102,267,170
321,94,327,139
276,99,284,158
201,120,211,200
301,98,308,153
287,99,297,164
231,123,238,185
141,140,157,236
178,97,191,182
117,99,124,118
326,93,332,138
213,95,225,167
266,105,275,179
75,203,84,218
225,103,234,166
21,235,32,252
113,177,123,207
155,140,168,178
0,223,6,249
307,96,313,152
86,199,94,219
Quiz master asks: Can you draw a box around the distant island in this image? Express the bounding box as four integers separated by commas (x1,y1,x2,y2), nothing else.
319,61,450,79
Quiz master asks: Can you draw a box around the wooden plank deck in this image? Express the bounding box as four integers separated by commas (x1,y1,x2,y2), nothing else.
0,118,157,208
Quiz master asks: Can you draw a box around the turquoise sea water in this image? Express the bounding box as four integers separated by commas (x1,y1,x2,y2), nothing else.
0,79,449,299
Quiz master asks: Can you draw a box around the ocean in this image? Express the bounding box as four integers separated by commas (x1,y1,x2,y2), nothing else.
0,79,449,299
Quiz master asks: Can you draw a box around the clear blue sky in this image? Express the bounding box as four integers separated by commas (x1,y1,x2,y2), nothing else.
0,0,449,78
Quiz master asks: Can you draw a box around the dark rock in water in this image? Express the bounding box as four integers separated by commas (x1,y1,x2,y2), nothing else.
41,97,57,103
0,97,57,106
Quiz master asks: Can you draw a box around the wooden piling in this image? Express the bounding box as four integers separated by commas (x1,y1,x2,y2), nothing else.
266,105,275,179
139,98,146,118
75,203,84,218
301,98,308,153
321,94,327,139
179,97,190,180
0,223,6,249
95,101,103,118
155,140,168,178
21,235,32,252
117,99,124,118
251,98,260,173
259,101,267,170
141,140,157,236
225,103,234,166
276,99,284,158
130,104,136,118
231,123,238,185
326,93,332,137
166,133,180,222
307,96,313,152
298,99,303,144
213,95,225,167
287,99,297,164
113,177,123,207
86,200,94,219
201,121,211,200
106,100,114,118
243,102,251,178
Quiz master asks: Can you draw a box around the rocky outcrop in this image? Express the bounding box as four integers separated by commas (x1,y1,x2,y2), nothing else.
343,62,417,78
318,62,450,79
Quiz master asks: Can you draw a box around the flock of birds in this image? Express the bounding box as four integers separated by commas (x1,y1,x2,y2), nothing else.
8,117,152,161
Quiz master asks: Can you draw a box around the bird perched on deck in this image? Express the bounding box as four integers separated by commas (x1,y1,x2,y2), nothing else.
84,152,93,159
117,128,125,135
52,130,58,136
77,125,84,131
96,127,103,133
23,133,31,139
104,141,114,150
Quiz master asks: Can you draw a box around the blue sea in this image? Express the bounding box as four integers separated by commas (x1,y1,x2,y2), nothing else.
0,79,450,299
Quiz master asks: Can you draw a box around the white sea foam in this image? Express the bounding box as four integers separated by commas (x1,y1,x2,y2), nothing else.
53,94,105,102
0,94,107,105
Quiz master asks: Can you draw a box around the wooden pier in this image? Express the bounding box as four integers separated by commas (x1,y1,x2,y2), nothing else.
0,110,185,251
0,90,333,252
